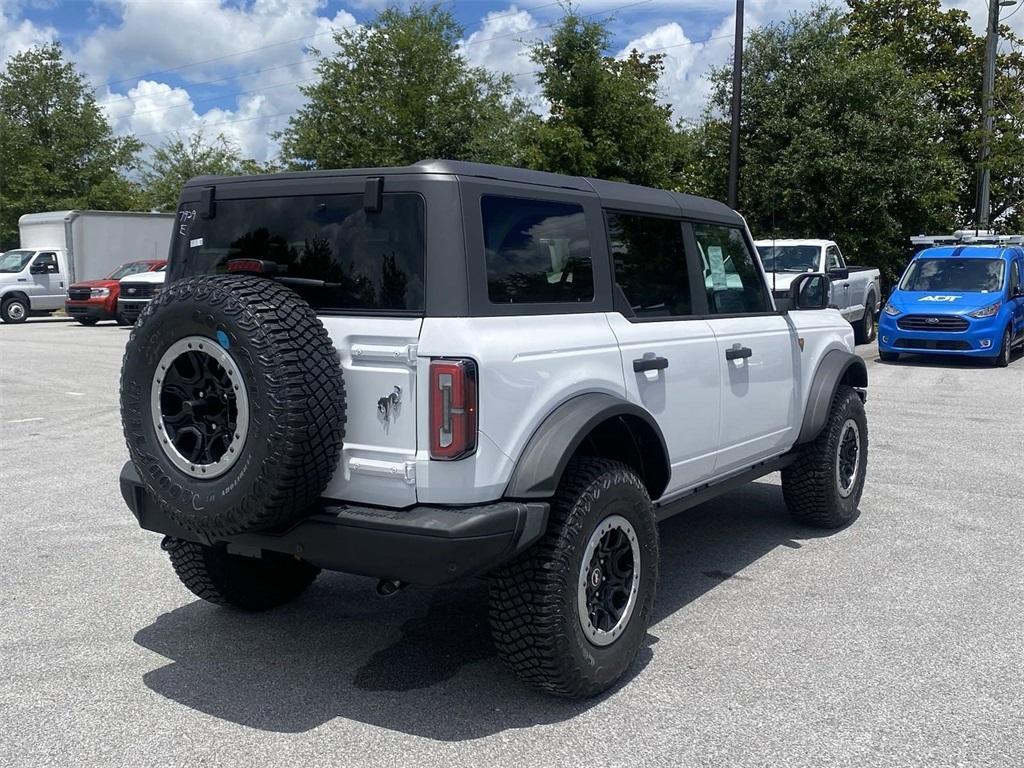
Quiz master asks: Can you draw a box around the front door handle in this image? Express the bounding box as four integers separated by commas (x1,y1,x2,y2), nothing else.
633,356,669,373
725,344,753,361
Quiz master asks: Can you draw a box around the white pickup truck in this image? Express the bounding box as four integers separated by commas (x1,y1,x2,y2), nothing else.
755,239,881,344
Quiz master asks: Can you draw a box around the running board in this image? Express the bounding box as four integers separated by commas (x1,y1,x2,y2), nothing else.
653,454,797,523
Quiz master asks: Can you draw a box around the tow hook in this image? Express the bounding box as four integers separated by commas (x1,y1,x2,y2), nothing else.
375,579,407,597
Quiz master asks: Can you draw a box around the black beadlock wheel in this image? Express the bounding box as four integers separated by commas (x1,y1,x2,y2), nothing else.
120,274,346,537
488,458,658,698
782,385,868,528
164,537,320,610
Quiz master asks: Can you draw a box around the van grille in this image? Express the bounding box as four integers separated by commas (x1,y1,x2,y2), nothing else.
896,315,969,332
894,339,971,351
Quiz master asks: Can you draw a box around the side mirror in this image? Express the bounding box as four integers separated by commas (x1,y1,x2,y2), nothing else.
828,267,849,280
29,262,47,274
790,272,831,310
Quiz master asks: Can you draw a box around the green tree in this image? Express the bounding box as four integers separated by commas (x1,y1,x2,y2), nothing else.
0,43,141,248
278,3,531,169
140,132,253,211
527,9,680,188
846,0,1024,228
688,6,958,281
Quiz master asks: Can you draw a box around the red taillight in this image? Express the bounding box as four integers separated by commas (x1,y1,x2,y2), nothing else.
429,358,478,460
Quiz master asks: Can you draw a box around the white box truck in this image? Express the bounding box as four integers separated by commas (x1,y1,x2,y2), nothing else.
0,210,174,323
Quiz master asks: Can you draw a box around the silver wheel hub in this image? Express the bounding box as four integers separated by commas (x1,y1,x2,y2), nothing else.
8,301,25,320
150,335,249,479
577,514,641,647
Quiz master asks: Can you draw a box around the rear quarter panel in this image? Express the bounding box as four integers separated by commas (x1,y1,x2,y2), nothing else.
415,314,624,504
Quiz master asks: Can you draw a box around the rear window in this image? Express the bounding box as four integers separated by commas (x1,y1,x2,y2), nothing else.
170,193,425,313
482,196,593,304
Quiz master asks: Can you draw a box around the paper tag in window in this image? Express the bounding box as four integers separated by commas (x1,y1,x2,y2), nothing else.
707,246,728,290
190,238,203,248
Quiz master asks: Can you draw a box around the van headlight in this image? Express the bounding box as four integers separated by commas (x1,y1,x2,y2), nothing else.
90,287,110,298
968,301,1000,319
882,303,901,316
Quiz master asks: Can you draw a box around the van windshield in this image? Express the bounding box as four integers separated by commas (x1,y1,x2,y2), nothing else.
170,193,425,313
755,245,820,273
900,258,1004,293
0,250,34,273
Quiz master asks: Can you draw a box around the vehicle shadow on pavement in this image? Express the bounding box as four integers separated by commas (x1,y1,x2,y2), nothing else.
133,479,843,740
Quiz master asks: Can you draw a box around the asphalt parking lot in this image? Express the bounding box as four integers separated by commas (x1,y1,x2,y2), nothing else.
1,317,1022,767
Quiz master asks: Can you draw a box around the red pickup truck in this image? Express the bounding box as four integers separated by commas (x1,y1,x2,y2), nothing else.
65,260,166,325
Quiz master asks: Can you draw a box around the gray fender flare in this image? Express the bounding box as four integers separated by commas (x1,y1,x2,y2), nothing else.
797,350,868,444
504,393,670,500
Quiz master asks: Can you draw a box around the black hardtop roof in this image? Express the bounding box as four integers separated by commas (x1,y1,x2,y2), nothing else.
184,159,740,224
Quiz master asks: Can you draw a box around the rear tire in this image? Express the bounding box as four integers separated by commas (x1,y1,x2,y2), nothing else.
164,537,320,610
1,296,29,324
489,458,658,698
854,295,876,345
782,385,867,529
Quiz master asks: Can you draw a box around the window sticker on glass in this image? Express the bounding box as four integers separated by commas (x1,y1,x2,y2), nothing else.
707,246,729,290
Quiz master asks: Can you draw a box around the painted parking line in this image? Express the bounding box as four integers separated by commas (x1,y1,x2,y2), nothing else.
65,392,85,396
6,417,44,424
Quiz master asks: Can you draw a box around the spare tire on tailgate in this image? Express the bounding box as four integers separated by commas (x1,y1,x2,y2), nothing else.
120,274,346,537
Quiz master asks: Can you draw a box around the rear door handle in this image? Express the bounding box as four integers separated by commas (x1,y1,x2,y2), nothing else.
633,356,669,373
725,345,753,361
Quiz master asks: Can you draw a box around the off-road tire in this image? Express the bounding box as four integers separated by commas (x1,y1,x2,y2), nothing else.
879,350,899,363
76,317,98,326
782,385,867,528
120,274,346,537
854,294,876,345
991,327,1012,368
164,537,320,610
488,458,658,698
1,296,29,324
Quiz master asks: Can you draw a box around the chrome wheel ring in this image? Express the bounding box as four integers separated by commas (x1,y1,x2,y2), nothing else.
8,301,26,320
835,419,861,499
577,514,642,647
150,336,249,479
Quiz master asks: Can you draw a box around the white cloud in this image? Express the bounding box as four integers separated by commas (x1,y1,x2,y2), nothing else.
0,0,57,63
460,5,544,108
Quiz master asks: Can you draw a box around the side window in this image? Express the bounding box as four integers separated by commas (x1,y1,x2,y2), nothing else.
1010,260,1020,294
35,253,58,273
482,196,593,305
607,212,691,318
826,246,844,271
692,223,770,314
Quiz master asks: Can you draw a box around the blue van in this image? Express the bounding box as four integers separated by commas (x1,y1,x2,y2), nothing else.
878,241,1024,366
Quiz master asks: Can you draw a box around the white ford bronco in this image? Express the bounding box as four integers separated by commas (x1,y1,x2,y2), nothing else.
119,160,868,698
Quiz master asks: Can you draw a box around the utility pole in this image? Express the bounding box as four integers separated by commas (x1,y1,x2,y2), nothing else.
976,0,1015,229
727,0,744,210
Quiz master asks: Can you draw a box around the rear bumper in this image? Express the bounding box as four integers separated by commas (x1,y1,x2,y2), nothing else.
65,301,113,321
119,462,549,585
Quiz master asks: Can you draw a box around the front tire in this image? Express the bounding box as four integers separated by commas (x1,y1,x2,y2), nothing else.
782,385,868,529
489,458,658,698
164,538,320,610
1,296,29,324
991,327,1012,368
879,350,899,363
76,317,98,326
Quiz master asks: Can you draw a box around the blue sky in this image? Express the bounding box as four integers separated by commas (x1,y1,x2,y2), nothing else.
0,1,1011,162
